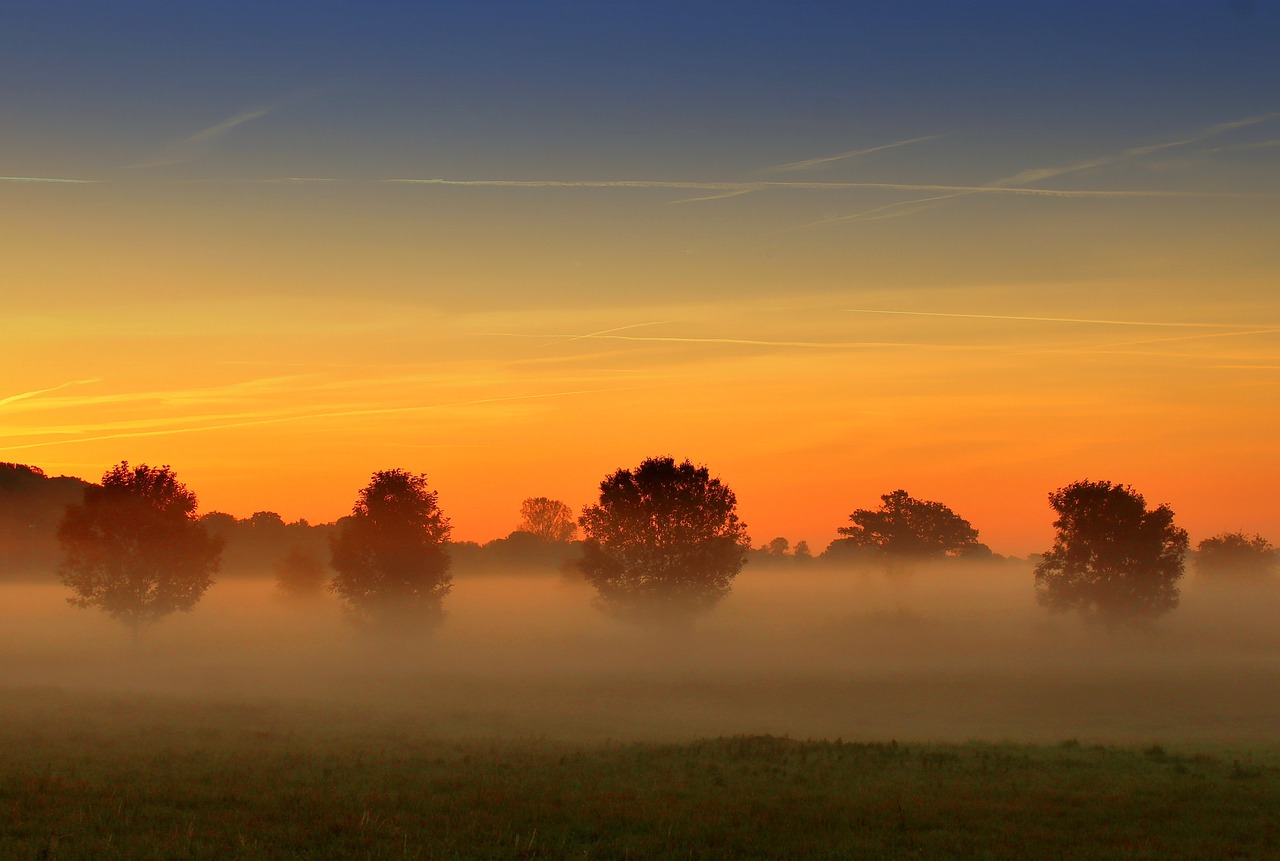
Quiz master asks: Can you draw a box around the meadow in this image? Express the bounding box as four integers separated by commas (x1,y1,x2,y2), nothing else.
4,562,1280,857
3,688,1279,860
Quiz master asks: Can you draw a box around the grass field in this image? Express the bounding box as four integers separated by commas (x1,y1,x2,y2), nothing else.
3,689,1279,860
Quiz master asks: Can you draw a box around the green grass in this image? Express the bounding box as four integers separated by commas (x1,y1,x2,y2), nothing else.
2,690,1279,859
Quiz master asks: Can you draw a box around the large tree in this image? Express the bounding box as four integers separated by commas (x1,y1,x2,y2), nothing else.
57,462,222,637
329,469,452,626
837,489,985,558
1034,480,1189,625
517,497,577,542
578,456,749,619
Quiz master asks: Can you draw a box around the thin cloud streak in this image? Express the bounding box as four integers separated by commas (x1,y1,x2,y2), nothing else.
997,112,1280,186
523,333,999,350
843,309,1280,329
814,111,1280,227
388,178,1253,199
0,387,643,453
0,176,98,184
129,107,272,169
0,379,101,408
1204,138,1280,153
550,321,674,346
768,134,945,172
666,189,759,205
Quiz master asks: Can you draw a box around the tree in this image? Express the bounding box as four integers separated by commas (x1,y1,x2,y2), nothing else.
274,545,328,598
578,456,749,618
329,469,452,626
1195,532,1277,579
57,462,222,637
517,497,577,541
837,489,985,558
763,537,790,557
1034,480,1189,625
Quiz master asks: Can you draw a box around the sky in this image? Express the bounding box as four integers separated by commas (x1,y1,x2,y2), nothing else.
2,1,1279,555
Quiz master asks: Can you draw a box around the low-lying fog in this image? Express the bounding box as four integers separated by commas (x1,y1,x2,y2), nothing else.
4,561,1280,743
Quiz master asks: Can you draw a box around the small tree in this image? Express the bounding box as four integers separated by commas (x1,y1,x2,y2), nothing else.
838,489,984,558
1034,480,1188,625
1195,532,1277,579
517,497,577,541
763,537,790,557
58,462,222,637
579,456,749,619
329,469,452,626
274,545,328,598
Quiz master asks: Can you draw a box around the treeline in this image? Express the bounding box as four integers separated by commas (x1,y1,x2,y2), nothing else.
4,459,1278,637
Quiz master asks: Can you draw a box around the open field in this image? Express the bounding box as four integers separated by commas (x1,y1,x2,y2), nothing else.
5,564,1280,857
3,689,1280,860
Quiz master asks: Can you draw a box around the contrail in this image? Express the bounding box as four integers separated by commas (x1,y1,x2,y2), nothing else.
996,112,1280,187
387,178,1254,199
768,134,945,172
1204,137,1280,153
518,333,998,350
0,387,638,452
129,107,272,169
666,189,759,205
801,193,963,227
812,111,1280,227
546,321,673,345
843,308,1279,329
0,379,100,408
1,176,98,184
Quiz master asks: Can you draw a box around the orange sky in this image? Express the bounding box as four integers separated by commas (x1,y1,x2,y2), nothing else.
3,7,1279,557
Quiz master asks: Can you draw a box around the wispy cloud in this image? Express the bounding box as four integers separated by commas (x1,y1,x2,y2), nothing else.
128,107,272,169
842,308,1279,329
507,331,998,351
0,176,98,184
0,379,100,408
666,188,759,205
997,112,1279,187
0,387,640,453
814,112,1280,226
546,321,673,346
387,177,1253,199
1204,137,1280,153
767,134,945,172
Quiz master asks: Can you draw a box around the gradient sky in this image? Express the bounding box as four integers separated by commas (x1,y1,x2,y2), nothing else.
3,1,1279,555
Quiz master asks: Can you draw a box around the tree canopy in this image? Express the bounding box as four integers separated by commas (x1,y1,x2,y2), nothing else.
57,462,222,635
837,489,985,558
1034,480,1189,625
1195,532,1277,579
578,456,749,619
517,497,577,542
329,469,452,626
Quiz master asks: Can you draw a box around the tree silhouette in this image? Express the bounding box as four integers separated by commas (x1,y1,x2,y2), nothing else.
274,545,329,598
837,489,985,558
517,497,577,541
578,456,749,619
1034,480,1189,625
329,469,452,626
57,462,222,637
1195,532,1277,579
